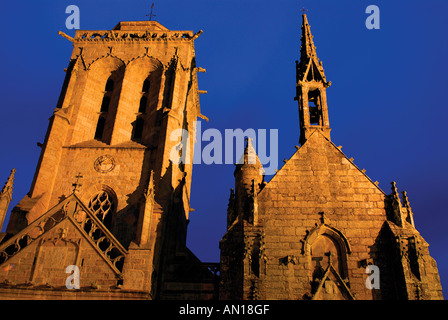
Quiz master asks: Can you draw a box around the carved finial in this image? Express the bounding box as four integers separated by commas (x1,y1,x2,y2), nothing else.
0,169,16,230
389,181,407,227
391,181,398,193
0,169,15,197
402,190,415,227
390,181,401,200
144,170,155,199
58,228,68,239
72,172,83,193
402,191,410,207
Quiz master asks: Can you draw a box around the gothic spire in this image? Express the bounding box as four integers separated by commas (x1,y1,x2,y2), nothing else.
296,14,332,145
300,14,318,62
0,169,15,200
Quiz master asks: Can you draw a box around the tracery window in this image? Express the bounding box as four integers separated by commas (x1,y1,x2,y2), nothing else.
88,191,115,230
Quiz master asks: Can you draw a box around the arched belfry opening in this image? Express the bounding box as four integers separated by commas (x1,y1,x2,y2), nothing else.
295,14,331,145
121,56,164,146
78,56,126,145
308,88,323,126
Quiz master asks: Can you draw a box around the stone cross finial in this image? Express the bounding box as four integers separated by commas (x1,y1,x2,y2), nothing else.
146,3,156,21
72,173,83,193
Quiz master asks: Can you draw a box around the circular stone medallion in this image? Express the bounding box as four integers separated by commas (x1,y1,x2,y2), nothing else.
94,155,116,173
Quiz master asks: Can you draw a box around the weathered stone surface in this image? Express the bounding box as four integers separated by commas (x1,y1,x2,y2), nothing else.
0,20,216,300
0,13,442,301
219,14,443,300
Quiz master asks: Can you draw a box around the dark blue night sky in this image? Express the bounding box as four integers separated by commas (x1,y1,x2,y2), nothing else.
1,0,447,298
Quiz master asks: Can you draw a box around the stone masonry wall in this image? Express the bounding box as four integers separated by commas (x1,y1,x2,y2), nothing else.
254,130,398,299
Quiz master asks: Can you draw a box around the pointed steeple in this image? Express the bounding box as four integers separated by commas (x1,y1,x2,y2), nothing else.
297,14,329,84
300,14,316,58
0,169,16,231
296,14,332,145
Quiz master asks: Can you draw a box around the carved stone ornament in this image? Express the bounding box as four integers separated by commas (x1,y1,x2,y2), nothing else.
73,210,87,223
94,155,116,173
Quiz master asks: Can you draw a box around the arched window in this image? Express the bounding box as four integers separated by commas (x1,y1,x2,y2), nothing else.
88,191,115,230
308,88,322,125
133,117,144,140
302,222,353,300
94,116,106,140
138,96,147,113
95,73,121,142
105,78,114,92
142,78,150,93
100,96,111,113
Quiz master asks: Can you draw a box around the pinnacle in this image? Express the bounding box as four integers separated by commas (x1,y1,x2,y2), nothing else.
237,138,263,168
0,169,15,197
297,13,328,83
300,13,318,61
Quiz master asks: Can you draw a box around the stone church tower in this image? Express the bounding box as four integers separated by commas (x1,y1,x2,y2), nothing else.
219,14,444,300
0,20,218,299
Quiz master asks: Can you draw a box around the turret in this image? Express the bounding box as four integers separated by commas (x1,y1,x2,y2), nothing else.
233,139,264,224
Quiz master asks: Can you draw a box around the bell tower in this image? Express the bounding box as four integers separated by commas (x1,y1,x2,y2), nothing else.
0,20,214,299
220,13,443,301
295,14,332,145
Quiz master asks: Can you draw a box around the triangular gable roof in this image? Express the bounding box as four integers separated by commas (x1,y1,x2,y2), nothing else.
0,194,127,277
259,129,387,198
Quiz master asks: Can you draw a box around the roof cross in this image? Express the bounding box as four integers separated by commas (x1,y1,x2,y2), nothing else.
146,3,156,21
